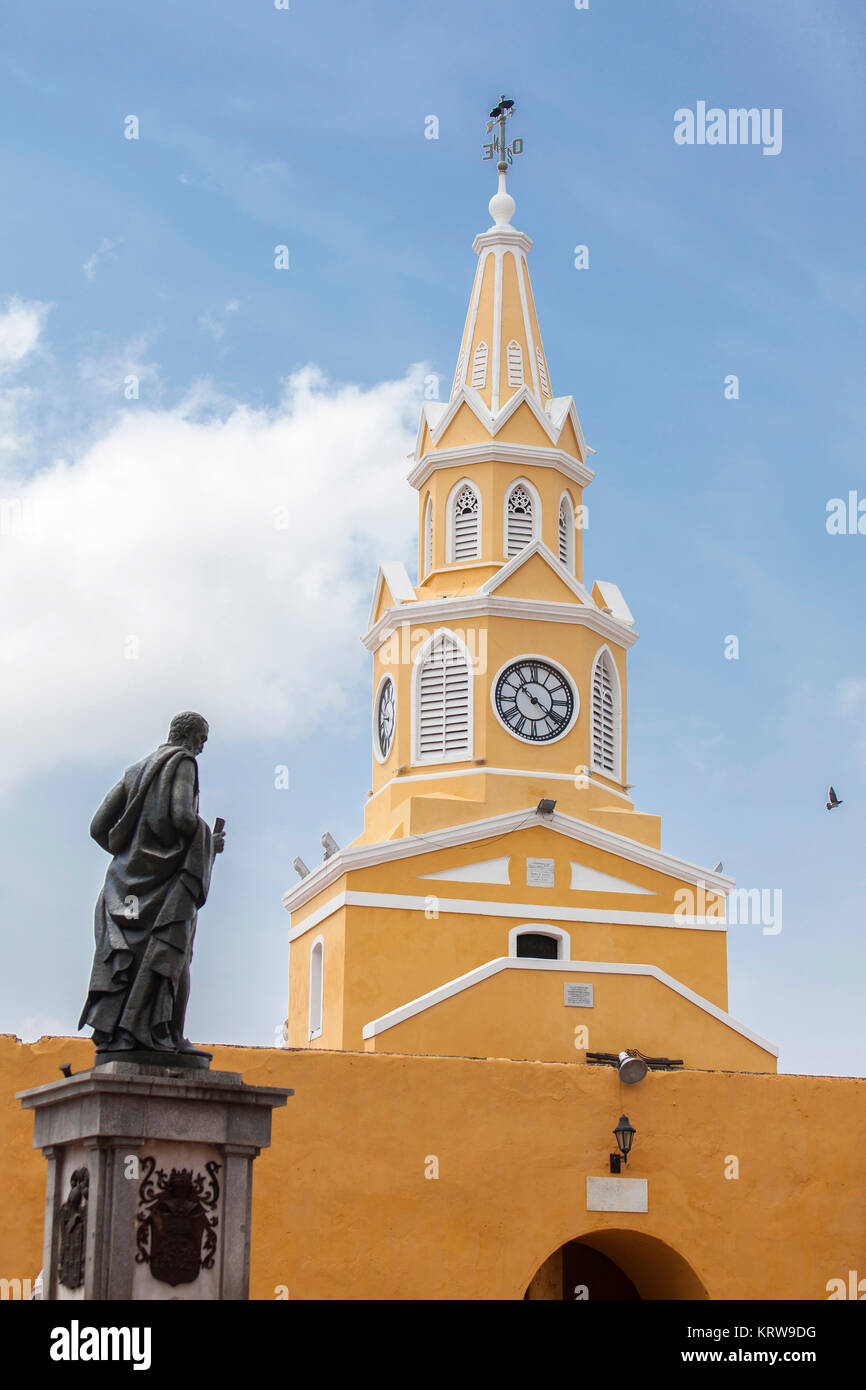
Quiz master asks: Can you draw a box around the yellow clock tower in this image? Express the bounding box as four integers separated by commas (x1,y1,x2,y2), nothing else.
282,113,776,1078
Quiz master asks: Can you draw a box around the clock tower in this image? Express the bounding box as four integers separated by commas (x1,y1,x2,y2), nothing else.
282,105,776,1078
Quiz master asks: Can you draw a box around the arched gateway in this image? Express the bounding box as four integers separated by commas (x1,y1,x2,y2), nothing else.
524,1230,709,1301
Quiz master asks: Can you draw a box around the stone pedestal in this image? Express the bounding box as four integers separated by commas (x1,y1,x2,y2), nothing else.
18,1062,291,1301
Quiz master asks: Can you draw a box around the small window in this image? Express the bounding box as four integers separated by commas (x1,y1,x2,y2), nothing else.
559,495,575,573
309,939,324,1038
535,346,551,398
471,341,488,389
452,483,480,561
506,483,535,557
506,340,524,387
451,346,465,398
516,932,559,959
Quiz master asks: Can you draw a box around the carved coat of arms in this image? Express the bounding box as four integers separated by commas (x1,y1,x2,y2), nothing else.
135,1156,221,1286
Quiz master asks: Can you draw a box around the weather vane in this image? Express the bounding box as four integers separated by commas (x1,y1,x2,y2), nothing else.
482,94,523,171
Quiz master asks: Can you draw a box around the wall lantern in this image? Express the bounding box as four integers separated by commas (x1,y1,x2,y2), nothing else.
609,1114,636,1174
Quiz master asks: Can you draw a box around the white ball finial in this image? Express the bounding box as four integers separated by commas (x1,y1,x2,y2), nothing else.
489,188,515,227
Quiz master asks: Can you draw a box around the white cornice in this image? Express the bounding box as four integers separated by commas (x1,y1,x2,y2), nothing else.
364,765,635,804
407,440,595,492
472,226,533,256
287,890,728,944
282,805,734,915
361,593,639,654
360,956,779,1057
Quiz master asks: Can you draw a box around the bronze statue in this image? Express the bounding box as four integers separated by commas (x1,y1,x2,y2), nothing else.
78,712,225,1064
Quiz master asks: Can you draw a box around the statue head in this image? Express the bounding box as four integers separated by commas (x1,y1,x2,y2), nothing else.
167,711,209,755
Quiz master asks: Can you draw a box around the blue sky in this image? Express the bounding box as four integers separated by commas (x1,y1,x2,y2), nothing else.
0,0,864,1075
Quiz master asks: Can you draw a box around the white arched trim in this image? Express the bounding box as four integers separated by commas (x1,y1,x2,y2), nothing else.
411,627,474,766
502,476,541,558
558,490,576,574
508,924,571,960
590,644,622,781
308,935,324,1039
445,478,482,563
422,493,433,577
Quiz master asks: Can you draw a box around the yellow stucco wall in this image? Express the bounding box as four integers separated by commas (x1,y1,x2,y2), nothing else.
2,1035,863,1300
362,962,773,1071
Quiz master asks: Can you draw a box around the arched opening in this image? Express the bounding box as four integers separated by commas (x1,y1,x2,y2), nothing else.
524,1229,709,1301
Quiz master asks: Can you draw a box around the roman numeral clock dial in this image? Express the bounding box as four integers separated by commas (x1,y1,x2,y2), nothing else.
493,659,576,743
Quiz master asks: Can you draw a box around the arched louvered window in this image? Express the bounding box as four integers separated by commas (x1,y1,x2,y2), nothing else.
450,482,480,562
559,494,575,573
505,482,536,557
308,938,324,1039
535,346,551,398
471,341,488,389
423,495,433,576
414,631,472,763
451,346,465,399
506,339,524,388
590,649,620,778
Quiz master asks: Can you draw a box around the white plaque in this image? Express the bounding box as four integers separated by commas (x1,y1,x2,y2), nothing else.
526,857,555,887
564,983,594,1008
586,1177,648,1213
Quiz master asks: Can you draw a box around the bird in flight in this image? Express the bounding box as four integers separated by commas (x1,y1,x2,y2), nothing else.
826,786,843,811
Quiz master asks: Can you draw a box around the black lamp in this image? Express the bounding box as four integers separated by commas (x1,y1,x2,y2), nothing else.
610,1114,636,1173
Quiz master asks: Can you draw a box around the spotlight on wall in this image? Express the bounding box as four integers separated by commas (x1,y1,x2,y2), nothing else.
536,798,556,818
293,856,310,879
618,1050,649,1085
609,1114,636,1174
321,832,340,860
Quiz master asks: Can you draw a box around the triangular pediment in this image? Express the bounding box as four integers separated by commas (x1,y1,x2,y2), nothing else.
413,388,588,462
367,562,416,629
482,540,593,606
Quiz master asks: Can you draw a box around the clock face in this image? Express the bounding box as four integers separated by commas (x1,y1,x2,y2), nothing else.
494,659,575,742
376,677,396,759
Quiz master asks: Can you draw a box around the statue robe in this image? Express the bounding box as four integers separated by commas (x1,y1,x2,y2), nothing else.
78,744,215,1048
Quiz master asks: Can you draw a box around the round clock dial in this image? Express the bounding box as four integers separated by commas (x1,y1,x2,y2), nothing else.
494,659,575,742
376,677,396,759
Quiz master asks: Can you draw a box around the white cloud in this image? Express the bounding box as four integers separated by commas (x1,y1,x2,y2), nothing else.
83,238,117,281
0,296,51,369
0,364,421,794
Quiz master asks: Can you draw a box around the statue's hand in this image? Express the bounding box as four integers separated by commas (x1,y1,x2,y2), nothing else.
213,831,226,855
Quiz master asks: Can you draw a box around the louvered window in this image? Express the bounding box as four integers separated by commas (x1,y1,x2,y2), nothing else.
559,495,574,572
471,341,488,389
451,346,465,399
591,651,618,777
416,633,471,761
452,484,480,561
506,340,524,387
506,484,534,556
535,346,551,398
423,496,433,576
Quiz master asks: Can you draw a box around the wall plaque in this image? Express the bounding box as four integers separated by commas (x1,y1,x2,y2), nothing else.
564,983,594,1008
526,857,555,887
